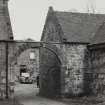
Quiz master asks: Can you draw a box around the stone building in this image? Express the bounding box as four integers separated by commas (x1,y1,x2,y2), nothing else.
0,0,13,82
1,0,105,99
88,22,105,95
11,39,40,81
0,0,14,98
0,0,40,98
40,7,105,97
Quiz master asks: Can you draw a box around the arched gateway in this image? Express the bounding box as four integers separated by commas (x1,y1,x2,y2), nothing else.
6,41,63,98
8,41,40,83
39,43,62,97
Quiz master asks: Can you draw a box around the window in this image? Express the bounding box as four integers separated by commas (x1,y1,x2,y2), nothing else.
30,52,35,60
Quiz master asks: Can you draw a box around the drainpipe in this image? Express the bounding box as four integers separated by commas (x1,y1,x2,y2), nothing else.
5,41,8,99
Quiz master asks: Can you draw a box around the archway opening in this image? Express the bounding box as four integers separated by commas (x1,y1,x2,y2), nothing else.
39,45,62,98
9,43,40,101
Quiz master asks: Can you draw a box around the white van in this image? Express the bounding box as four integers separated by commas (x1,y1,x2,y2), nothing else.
19,73,33,83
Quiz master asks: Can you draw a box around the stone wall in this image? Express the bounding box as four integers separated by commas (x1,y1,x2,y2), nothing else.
0,42,13,80
12,48,39,81
40,7,90,96
6,42,40,82
61,44,88,96
89,48,105,95
8,42,17,81
0,41,40,97
0,42,15,97
39,43,89,97
42,21,61,42
0,42,6,83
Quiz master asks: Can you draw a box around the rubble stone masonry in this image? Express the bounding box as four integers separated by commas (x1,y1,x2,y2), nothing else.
89,48,105,95
60,44,88,96
39,42,89,97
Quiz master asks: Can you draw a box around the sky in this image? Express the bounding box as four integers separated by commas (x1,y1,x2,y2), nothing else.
8,0,105,41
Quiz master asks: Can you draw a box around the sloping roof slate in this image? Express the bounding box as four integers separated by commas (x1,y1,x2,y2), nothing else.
90,22,105,45
55,11,105,43
0,1,13,40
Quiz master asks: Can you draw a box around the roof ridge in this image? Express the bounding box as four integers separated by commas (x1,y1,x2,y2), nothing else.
55,11,105,16
55,10,105,43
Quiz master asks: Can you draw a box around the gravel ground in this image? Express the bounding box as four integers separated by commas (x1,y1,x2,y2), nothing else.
5,83,105,105
15,83,67,105
0,99,21,105
60,95,105,105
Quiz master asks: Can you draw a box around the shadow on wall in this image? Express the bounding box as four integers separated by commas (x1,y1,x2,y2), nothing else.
39,47,61,98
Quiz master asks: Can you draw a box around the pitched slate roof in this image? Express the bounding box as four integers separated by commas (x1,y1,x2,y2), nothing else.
0,0,13,40
55,11,105,43
90,22,105,45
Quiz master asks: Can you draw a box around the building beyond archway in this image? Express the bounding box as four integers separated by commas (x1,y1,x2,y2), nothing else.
8,41,40,82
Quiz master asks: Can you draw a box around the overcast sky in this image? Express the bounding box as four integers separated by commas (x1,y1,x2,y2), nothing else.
8,0,105,41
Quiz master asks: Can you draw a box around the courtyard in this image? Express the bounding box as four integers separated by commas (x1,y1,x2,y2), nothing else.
14,83,67,105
